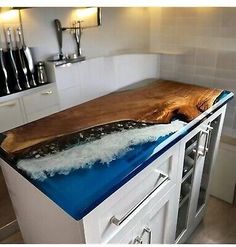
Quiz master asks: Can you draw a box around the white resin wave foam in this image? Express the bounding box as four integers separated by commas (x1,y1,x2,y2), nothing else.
17,120,186,181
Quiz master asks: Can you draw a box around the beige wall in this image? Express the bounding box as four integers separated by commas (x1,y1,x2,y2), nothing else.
20,7,150,61
149,7,236,136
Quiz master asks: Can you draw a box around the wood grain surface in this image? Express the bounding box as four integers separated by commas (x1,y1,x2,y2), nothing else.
0,80,222,155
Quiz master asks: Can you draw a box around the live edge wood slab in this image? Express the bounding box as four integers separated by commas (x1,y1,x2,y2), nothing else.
0,80,222,156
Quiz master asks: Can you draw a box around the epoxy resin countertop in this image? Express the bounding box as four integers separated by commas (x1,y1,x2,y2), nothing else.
0,80,233,220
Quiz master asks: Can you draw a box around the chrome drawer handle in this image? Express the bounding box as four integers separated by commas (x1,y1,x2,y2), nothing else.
0,101,16,107
142,227,152,244
134,236,142,244
41,90,53,95
110,173,169,226
133,227,152,244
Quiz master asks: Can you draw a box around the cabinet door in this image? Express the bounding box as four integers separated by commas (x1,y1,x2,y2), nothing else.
0,99,25,132
22,85,59,122
175,106,226,243
108,185,178,244
83,144,180,243
175,128,208,242
193,112,225,223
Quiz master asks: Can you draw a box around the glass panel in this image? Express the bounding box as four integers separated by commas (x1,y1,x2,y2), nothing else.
176,175,193,239
176,196,190,239
182,134,198,178
175,132,200,241
196,116,221,213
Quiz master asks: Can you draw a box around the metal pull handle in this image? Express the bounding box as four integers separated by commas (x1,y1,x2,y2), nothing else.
133,227,152,244
199,125,213,157
110,173,169,226
206,125,213,153
41,90,53,95
0,101,16,107
134,236,142,244
142,227,152,244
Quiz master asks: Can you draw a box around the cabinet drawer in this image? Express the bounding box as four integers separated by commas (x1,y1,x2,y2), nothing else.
83,144,180,243
22,86,59,115
107,185,177,244
0,100,25,132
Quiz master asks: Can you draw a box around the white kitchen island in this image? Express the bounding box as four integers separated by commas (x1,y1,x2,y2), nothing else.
0,80,233,244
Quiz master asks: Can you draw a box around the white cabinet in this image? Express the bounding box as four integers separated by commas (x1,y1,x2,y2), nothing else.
0,104,228,244
83,143,180,244
175,105,226,243
107,185,178,244
0,84,60,132
0,139,182,244
0,99,25,132
22,85,59,122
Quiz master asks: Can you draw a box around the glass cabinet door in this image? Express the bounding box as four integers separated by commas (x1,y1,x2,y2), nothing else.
195,116,221,215
175,132,200,241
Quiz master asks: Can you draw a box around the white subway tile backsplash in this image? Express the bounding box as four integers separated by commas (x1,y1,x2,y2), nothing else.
176,49,196,65
160,54,177,64
160,70,176,81
220,27,236,38
195,48,217,67
216,51,236,70
150,7,236,135
160,62,175,72
192,75,215,88
194,66,216,77
215,69,236,80
221,8,236,27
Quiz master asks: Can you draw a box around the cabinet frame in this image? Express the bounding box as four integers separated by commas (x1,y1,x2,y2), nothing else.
175,105,226,244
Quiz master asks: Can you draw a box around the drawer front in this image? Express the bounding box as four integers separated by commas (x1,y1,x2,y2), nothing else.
83,143,180,243
0,100,25,132
22,86,59,116
108,185,177,244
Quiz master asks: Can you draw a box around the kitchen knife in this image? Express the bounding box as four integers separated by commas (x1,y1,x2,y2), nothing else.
54,19,64,60
74,21,82,56
17,27,37,87
0,48,10,95
0,30,10,95
16,27,30,89
6,27,22,92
